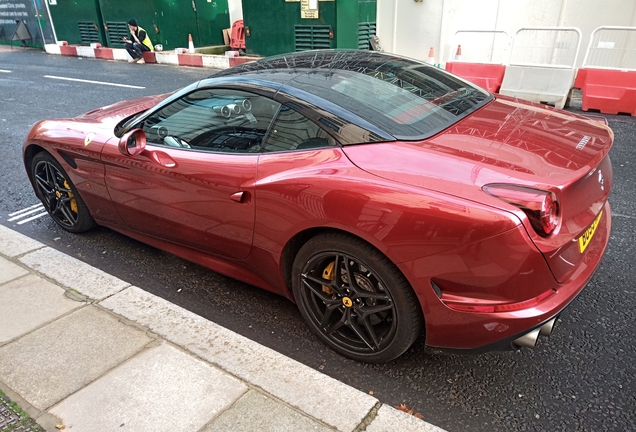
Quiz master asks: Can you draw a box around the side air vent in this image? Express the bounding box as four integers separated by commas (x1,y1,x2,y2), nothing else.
78,21,100,45
295,25,332,52
358,22,377,50
105,22,129,48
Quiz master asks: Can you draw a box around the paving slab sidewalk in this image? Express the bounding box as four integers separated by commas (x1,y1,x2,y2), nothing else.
0,224,446,432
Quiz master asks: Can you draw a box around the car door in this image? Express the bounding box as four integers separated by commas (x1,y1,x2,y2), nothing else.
102,88,281,260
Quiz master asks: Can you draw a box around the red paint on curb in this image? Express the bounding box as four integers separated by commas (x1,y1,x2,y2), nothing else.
229,56,259,67
177,54,203,67
142,52,157,63
60,46,78,56
94,48,114,60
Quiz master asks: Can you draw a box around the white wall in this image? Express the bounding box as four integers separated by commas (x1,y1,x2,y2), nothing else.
378,0,636,67
228,0,243,25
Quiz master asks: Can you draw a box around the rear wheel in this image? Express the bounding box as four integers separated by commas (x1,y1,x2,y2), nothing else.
292,233,423,363
31,152,94,233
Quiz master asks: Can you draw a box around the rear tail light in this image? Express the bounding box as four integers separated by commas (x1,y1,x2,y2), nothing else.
483,184,560,237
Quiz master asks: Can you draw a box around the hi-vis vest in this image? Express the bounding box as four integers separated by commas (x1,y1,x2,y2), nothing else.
136,26,154,51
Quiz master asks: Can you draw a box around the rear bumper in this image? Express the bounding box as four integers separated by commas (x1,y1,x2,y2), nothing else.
402,201,612,352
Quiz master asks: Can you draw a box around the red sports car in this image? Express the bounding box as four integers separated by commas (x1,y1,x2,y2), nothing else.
23,50,613,363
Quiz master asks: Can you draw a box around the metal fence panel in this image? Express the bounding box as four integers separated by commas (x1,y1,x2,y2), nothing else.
509,27,581,69
582,26,636,70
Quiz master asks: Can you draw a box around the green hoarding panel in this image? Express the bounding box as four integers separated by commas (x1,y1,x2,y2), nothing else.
47,0,228,50
47,0,106,45
193,0,230,47
154,0,229,49
98,0,159,48
243,0,375,57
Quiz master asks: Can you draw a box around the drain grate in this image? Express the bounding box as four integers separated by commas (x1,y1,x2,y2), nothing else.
0,394,44,432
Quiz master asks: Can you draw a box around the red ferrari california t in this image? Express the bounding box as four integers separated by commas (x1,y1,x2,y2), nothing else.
23,50,613,363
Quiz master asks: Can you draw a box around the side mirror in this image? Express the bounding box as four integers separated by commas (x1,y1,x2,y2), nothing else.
119,129,147,156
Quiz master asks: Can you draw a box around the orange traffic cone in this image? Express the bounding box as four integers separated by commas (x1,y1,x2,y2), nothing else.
188,34,195,53
426,47,435,65
454,45,462,61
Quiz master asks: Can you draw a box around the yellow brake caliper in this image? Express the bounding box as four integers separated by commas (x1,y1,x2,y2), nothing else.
322,261,335,295
63,181,78,213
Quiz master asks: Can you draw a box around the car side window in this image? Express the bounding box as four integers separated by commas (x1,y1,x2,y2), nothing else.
262,105,337,152
140,89,280,153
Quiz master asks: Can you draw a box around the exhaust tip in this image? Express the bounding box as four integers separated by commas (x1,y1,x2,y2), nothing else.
540,317,558,337
514,328,541,348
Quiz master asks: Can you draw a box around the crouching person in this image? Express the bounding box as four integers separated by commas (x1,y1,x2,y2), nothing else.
123,19,153,63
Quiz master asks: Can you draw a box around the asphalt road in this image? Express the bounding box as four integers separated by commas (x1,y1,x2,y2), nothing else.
1,48,634,432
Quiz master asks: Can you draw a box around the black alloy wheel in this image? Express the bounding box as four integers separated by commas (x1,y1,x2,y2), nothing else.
292,233,423,363
31,152,95,233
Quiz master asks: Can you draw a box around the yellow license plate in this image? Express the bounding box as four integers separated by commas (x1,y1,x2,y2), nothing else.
578,210,603,253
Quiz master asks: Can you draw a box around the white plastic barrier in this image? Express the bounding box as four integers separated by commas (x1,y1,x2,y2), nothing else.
446,30,510,64
500,27,581,109
582,26,636,70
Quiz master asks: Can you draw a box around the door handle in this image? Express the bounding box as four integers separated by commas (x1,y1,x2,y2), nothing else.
230,191,245,203
149,151,176,168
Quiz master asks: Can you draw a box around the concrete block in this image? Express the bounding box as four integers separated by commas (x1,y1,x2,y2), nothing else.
75,46,95,58
113,48,130,61
19,247,130,300
0,306,152,410
0,225,44,258
203,390,332,432
94,48,115,60
59,45,77,56
50,343,248,432
0,256,28,284
101,287,377,432
44,44,61,55
365,405,447,432
202,55,230,69
0,274,81,343
155,52,179,65
178,53,203,67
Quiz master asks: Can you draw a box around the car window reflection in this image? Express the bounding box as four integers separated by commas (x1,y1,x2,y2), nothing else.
141,89,280,153
263,105,337,152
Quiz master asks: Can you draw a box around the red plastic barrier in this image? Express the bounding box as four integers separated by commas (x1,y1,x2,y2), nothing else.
581,68,636,116
230,20,245,50
573,68,589,89
445,62,506,93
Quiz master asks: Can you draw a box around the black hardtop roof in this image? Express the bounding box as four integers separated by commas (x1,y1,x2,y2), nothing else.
208,50,411,84
204,50,491,142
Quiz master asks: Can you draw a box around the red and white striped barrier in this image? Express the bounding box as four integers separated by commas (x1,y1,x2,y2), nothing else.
44,44,260,70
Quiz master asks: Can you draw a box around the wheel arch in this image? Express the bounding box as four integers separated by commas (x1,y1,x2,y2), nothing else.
280,226,421,308
23,144,47,185
285,227,425,362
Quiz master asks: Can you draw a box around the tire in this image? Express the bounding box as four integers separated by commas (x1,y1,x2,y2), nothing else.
31,152,95,233
292,232,423,363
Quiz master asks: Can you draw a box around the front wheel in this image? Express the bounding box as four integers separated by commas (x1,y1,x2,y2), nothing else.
31,152,95,233
292,233,423,363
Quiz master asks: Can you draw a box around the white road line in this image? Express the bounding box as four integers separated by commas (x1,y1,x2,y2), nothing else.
7,206,46,222
0,70,11,73
44,75,145,89
8,204,45,217
16,212,49,224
